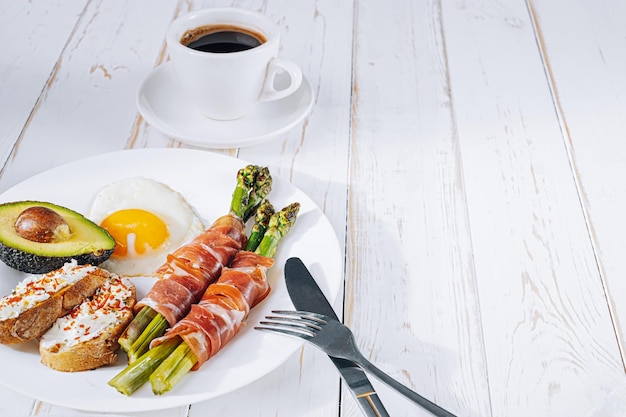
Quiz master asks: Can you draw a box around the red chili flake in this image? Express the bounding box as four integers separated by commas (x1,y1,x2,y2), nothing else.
5,295,23,304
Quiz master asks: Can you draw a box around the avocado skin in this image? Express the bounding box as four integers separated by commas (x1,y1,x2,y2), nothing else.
0,245,115,274
0,201,116,274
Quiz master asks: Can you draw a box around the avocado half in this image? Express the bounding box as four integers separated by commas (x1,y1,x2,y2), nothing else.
0,201,115,274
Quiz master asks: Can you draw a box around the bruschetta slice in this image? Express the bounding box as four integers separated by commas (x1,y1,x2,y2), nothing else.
40,274,136,372
0,260,110,344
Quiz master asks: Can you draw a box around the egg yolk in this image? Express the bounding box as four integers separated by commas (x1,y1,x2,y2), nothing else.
100,209,169,258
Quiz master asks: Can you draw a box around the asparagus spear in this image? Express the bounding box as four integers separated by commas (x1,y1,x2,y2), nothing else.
108,202,300,396
254,202,300,258
117,165,272,361
108,338,180,396
244,199,275,252
118,305,158,352
231,165,272,222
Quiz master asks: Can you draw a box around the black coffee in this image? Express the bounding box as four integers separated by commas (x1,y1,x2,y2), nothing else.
180,24,266,53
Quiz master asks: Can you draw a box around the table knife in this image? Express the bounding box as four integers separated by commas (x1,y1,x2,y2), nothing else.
284,257,390,417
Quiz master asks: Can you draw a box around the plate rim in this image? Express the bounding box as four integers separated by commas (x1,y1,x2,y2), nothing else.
0,148,342,412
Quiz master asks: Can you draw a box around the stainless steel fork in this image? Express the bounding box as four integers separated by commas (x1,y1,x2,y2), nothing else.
255,310,457,417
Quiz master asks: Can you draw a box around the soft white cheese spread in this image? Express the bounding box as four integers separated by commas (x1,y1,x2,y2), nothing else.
40,274,134,350
0,260,98,320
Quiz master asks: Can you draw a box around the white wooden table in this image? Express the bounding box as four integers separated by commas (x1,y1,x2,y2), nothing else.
1,0,626,416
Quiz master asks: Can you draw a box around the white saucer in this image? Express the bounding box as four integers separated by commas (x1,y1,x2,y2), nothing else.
136,63,314,148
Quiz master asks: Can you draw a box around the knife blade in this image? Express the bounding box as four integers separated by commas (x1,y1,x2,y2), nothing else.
284,257,389,417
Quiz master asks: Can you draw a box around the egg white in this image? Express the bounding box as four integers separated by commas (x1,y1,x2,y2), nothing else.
88,177,205,276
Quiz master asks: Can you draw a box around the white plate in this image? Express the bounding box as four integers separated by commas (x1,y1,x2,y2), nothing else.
137,63,314,148
0,148,342,412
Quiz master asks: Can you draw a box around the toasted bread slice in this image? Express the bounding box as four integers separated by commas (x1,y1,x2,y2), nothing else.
39,274,136,372
0,261,111,344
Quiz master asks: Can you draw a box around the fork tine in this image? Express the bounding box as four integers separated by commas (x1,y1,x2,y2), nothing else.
257,313,324,335
262,316,323,330
255,324,316,338
271,310,328,323
255,310,330,339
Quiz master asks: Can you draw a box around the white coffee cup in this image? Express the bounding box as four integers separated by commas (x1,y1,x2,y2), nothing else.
166,8,303,121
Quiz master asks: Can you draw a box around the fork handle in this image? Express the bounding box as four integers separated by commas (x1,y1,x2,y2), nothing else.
353,353,457,417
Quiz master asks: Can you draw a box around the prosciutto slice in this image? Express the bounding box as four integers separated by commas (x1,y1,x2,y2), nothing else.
151,251,274,370
136,214,247,325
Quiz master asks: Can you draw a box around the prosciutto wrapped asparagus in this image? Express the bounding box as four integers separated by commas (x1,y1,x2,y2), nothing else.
118,165,272,361
152,250,274,370
134,213,246,325
109,202,300,396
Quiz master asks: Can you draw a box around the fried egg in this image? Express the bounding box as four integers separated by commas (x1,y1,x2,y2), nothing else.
88,177,205,276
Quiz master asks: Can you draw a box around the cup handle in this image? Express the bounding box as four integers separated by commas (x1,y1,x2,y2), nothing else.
259,58,303,102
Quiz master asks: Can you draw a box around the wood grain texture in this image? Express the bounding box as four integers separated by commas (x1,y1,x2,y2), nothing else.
0,0,177,194
0,0,87,186
531,0,626,384
442,0,624,416
349,0,486,415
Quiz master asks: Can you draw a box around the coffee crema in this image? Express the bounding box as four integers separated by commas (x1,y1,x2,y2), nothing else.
180,24,267,53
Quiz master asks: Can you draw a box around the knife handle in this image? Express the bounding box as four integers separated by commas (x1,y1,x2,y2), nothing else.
354,354,457,417
354,390,390,417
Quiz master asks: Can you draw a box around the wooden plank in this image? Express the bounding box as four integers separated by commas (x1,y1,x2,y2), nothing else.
0,0,177,194
0,0,86,186
441,0,625,416
530,0,626,390
348,0,488,415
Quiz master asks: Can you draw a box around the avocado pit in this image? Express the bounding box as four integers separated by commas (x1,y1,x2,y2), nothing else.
15,206,71,243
